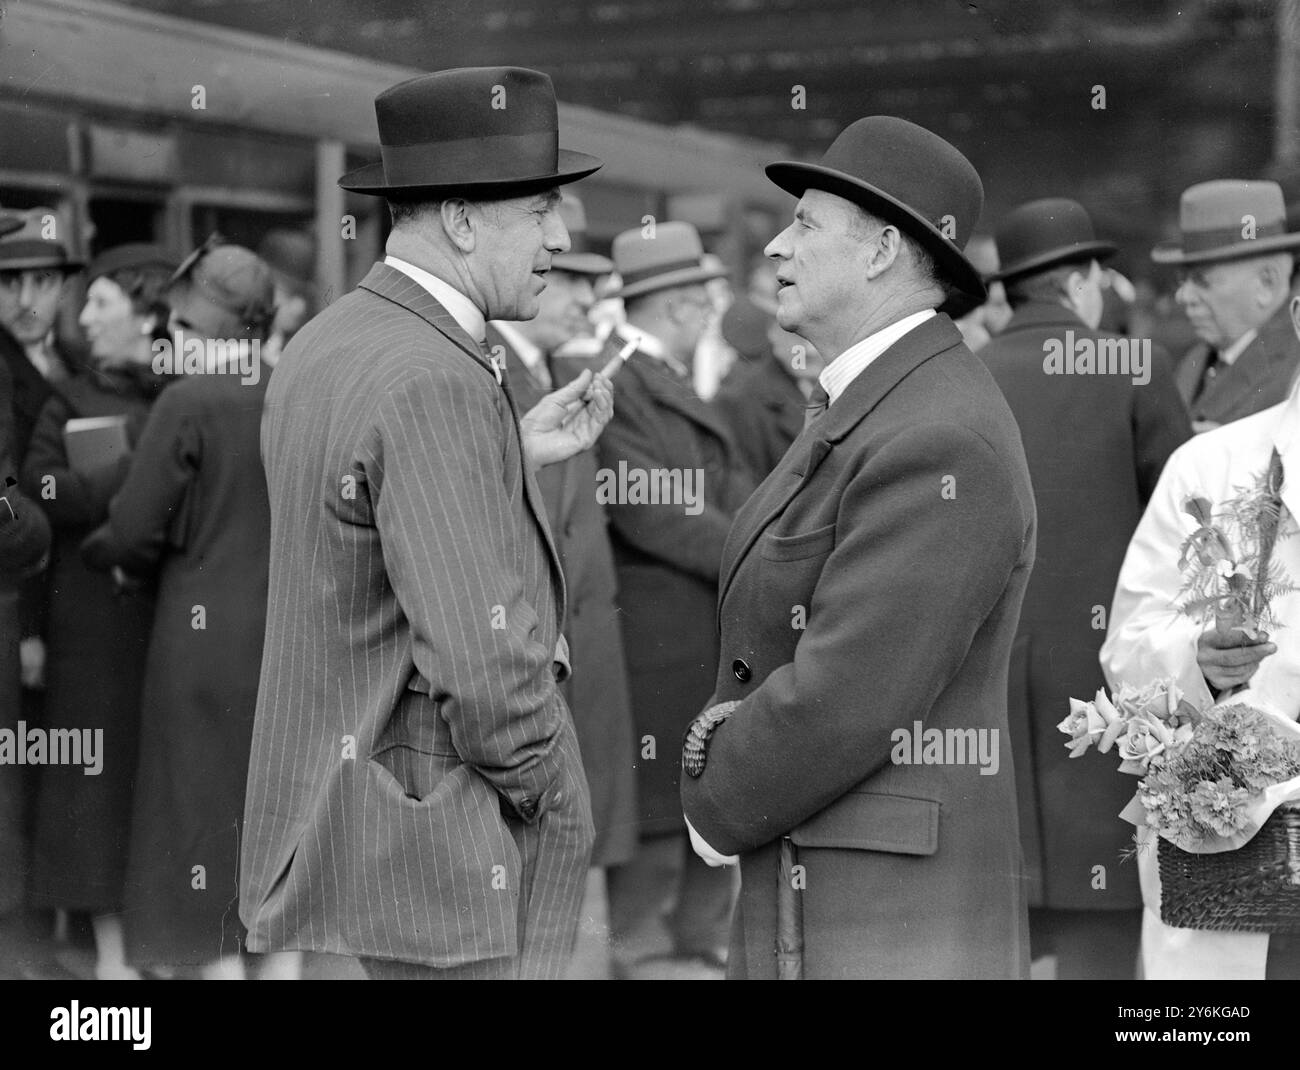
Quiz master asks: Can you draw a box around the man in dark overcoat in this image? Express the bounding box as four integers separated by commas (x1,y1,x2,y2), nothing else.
681,116,1036,979
978,197,1190,977
596,221,757,975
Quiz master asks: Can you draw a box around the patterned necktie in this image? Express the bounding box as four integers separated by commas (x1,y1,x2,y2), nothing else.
804,383,830,429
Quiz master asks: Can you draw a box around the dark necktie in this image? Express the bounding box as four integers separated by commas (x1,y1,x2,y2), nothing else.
804,383,830,429
1192,349,1220,406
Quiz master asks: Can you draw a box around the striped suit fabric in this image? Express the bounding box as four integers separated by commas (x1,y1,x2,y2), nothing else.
240,262,594,977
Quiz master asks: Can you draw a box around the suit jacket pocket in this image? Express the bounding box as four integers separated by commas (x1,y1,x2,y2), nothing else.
789,790,939,855
353,753,522,966
759,522,836,562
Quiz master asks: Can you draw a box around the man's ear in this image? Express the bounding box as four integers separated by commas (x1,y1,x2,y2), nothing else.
1289,294,1300,342
439,199,478,253
863,226,902,281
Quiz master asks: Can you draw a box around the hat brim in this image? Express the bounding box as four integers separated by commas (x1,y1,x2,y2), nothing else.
1150,231,1300,265
0,255,84,271
765,160,987,302
551,251,613,276
609,263,728,302
338,149,603,198
988,240,1117,283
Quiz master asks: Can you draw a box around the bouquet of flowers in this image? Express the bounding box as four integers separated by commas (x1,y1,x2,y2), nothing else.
1058,680,1300,853
1176,455,1294,642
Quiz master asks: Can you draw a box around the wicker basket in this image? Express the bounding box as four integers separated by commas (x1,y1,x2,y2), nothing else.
1158,804,1300,932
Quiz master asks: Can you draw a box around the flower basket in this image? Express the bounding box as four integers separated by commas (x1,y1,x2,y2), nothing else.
1157,803,1300,932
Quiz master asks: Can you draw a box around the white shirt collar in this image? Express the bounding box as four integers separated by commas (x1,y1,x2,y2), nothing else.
618,324,690,379
384,255,486,344
489,320,544,373
819,308,936,405
1218,327,1258,367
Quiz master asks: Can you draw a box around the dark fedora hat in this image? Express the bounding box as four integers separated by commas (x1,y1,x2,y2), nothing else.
0,207,84,272
1151,180,1300,265
765,116,986,301
339,66,602,199
987,198,1116,283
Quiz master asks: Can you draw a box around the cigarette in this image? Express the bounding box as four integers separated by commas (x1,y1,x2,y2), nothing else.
599,333,639,379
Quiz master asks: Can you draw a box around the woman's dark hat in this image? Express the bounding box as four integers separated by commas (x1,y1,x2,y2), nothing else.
1151,180,1300,265
339,66,603,199
987,198,1116,283
765,116,986,301
87,243,178,285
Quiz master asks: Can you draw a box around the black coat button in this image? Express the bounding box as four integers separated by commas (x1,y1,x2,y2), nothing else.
732,658,752,682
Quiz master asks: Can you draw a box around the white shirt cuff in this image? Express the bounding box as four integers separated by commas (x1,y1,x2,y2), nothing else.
686,816,739,867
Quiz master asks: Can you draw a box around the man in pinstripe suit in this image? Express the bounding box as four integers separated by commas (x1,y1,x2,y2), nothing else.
239,67,615,979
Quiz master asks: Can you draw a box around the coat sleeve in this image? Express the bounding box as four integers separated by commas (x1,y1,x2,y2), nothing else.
1100,443,1211,708
19,394,130,529
596,390,743,583
1131,343,1191,506
371,367,568,822
0,367,50,579
681,422,1030,855
80,385,200,576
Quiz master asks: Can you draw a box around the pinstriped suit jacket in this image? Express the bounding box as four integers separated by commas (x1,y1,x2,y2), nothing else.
239,262,593,972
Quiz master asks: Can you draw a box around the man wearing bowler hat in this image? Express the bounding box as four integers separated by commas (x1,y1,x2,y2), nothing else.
1155,180,1300,431
239,67,615,980
680,116,1036,978
979,198,1190,978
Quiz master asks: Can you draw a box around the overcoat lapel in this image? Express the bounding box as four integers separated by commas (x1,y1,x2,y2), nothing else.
716,315,966,616
360,263,566,616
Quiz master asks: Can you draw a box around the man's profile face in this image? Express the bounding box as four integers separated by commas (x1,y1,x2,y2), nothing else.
764,189,871,339
0,268,65,345
670,283,715,355
529,269,595,350
473,189,570,322
1175,256,1273,348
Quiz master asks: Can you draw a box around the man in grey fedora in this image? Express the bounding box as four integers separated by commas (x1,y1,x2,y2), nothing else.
680,116,1036,978
597,220,756,977
240,66,615,980
1155,180,1300,431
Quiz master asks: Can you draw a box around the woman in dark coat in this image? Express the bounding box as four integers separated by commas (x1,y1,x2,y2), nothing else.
20,244,175,979
81,239,287,979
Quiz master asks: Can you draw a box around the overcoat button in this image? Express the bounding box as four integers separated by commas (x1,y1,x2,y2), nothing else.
732,658,752,682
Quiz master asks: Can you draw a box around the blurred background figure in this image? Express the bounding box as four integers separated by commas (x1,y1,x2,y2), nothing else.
20,243,175,980
692,253,735,400
0,208,82,972
597,221,756,979
977,197,1190,979
256,228,317,367
1153,180,1300,433
953,233,1012,352
0,208,55,980
81,238,293,980
714,293,823,481
487,191,639,980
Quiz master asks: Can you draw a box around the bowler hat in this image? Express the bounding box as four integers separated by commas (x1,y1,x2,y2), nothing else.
608,221,727,301
0,207,83,271
339,66,602,199
988,198,1116,283
765,116,986,301
168,234,275,330
552,191,613,276
1151,180,1300,265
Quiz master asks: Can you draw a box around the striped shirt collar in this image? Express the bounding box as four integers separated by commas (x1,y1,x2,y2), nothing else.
819,308,935,406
